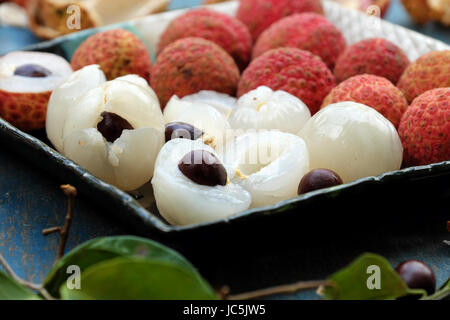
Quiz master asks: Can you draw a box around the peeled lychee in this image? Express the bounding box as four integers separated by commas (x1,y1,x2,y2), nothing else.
238,48,335,115
322,74,409,128
164,93,231,151
253,13,347,70
223,130,310,207
398,88,450,167
152,138,251,225
158,8,252,71
70,29,152,82
300,101,403,183
397,50,450,104
236,0,324,41
229,86,311,135
47,66,165,191
151,37,240,108
334,38,410,84
0,51,72,131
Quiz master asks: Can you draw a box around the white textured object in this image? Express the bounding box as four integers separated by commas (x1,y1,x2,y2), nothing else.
134,0,450,59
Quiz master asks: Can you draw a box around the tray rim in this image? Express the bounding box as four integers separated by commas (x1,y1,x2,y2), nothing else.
1,1,449,235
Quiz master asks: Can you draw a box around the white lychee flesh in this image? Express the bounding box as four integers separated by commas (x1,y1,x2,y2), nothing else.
229,86,311,135
0,51,72,93
46,67,165,191
152,139,251,226
224,130,310,207
46,65,106,152
300,102,403,183
164,94,232,150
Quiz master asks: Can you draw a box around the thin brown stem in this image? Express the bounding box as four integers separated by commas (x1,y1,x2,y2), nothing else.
0,252,54,300
223,280,332,300
43,184,77,263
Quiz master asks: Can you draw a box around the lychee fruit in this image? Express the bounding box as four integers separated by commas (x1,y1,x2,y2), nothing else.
0,51,72,131
397,50,450,104
300,101,403,183
322,74,409,128
236,0,324,41
398,87,450,167
334,38,410,84
158,8,252,71
47,66,165,191
253,13,347,70
229,86,311,135
152,138,251,225
238,48,335,115
70,29,152,82
151,37,240,108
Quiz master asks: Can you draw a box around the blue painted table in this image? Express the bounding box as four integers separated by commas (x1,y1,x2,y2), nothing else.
0,0,449,299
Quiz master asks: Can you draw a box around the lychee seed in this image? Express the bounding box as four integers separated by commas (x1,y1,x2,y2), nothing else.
178,150,227,187
14,64,52,78
165,122,203,143
97,111,133,143
298,169,343,195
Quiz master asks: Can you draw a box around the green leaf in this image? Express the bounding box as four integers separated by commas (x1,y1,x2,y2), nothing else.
44,236,200,297
59,257,218,300
0,271,41,300
322,253,426,300
422,278,450,300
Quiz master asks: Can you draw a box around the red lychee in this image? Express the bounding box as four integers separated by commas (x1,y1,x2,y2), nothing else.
334,38,410,84
71,29,152,82
158,8,252,71
238,48,335,115
151,37,240,108
0,51,72,131
398,87,450,167
253,13,347,70
322,74,409,128
397,50,450,104
236,0,324,41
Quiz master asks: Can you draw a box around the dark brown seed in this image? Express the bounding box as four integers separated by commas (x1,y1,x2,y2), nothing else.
298,169,343,195
165,122,203,143
395,260,436,295
178,150,227,186
14,64,52,77
97,112,134,143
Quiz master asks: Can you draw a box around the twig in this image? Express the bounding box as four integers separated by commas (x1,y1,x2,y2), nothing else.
221,280,332,300
43,184,77,263
0,252,54,300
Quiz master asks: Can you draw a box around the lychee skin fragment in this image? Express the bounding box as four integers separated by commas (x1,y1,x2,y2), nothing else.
236,0,324,41
398,88,450,167
71,29,152,82
334,38,410,84
397,50,450,104
158,8,252,71
253,13,347,70
322,74,409,128
151,37,240,108
238,48,335,115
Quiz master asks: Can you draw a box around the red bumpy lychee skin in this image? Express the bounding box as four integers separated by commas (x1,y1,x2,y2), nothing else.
253,13,347,70
0,91,50,131
322,74,409,128
158,8,252,71
397,50,450,104
334,38,410,84
71,29,152,82
151,37,240,108
398,87,450,167
236,0,324,41
238,48,335,115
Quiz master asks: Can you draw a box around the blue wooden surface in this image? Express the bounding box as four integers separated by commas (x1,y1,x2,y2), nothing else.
0,0,449,299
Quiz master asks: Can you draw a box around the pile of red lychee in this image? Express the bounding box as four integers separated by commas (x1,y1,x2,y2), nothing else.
0,0,448,215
